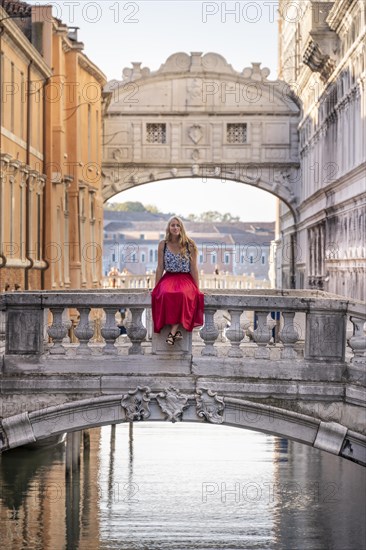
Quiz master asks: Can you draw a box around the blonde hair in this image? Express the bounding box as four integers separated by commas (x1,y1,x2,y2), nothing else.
165,216,197,258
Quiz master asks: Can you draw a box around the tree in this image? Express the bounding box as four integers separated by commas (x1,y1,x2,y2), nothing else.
105,201,146,212
187,211,240,223
145,204,160,214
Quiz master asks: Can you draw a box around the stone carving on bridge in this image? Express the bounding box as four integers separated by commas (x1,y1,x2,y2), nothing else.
103,169,122,193
187,78,204,105
156,386,190,422
272,169,297,204
121,386,151,421
196,389,225,424
188,125,203,144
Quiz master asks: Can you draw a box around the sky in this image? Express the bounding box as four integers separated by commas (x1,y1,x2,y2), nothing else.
29,0,280,221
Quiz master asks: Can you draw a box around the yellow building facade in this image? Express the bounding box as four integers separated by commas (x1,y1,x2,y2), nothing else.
0,1,107,290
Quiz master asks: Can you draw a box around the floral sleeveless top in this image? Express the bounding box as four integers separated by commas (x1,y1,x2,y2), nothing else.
164,242,190,273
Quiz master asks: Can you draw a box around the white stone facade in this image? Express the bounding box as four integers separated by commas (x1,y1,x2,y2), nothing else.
278,0,366,300
102,52,301,212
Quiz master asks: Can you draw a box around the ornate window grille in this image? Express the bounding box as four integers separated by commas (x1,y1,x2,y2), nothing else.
146,123,166,143
227,123,247,143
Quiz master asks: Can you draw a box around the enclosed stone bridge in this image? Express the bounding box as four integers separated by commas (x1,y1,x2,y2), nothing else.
103,52,300,215
0,290,365,465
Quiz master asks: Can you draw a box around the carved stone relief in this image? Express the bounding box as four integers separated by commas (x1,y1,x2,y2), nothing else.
119,386,225,425
196,389,225,424
156,386,190,422
121,386,151,421
188,125,203,144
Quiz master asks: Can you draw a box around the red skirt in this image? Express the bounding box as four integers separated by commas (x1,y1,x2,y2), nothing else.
151,272,204,333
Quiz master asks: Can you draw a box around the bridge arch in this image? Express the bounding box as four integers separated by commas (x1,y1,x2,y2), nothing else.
102,51,301,218
105,173,297,221
1,392,365,466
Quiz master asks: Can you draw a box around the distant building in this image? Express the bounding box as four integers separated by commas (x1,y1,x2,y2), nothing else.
103,210,275,283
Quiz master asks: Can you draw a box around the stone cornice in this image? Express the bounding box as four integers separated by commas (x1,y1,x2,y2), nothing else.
0,6,52,78
297,162,366,216
78,55,107,87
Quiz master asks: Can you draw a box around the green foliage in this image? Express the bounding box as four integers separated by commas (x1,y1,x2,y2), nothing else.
187,211,240,223
105,203,239,222
105,201,147,212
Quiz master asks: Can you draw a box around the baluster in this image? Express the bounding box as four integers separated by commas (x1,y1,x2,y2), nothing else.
226,309,245,357
101,307,120,355
48,307,67,355
252,311,271,359
74,307,93,355
240,311,251,342
349,316,366,366
126,307,147,355
279,311,299,359
199,308,219,356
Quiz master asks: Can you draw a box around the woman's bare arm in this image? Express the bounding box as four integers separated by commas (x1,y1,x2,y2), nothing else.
154,241,165,286
189,245,199,287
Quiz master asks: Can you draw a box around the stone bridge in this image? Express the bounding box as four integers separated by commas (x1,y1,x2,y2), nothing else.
0,290,365,465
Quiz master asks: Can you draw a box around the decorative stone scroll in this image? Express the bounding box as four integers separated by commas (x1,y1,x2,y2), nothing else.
196,389,225,424
121,386,151,421
156,386,190,422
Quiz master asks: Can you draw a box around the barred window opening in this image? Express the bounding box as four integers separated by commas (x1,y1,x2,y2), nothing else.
146,123,166,144
227,123,247,144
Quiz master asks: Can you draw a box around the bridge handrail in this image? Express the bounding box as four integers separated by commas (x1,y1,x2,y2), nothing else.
1,289,365,315
1,290,365,374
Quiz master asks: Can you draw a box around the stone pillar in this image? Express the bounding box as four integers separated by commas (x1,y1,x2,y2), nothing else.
305,310,346,362
6,304,44,355
152,326,192,355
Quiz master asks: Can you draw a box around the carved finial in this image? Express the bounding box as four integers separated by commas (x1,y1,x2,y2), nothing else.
242,62,270,81
122,62,151,82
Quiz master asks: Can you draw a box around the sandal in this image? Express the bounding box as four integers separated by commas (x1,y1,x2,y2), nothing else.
173,330,183,341
166,332,175,345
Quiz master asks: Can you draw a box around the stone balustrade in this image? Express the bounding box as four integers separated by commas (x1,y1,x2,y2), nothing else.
103,273,271,290
1,289,365,462
1,290,365,381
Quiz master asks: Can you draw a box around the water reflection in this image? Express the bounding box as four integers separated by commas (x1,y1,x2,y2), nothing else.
0,424,365,550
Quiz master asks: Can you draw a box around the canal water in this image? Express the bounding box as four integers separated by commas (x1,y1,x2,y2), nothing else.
0,423,365,550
